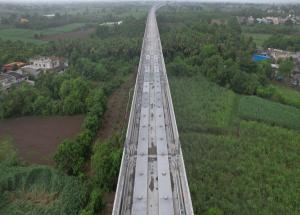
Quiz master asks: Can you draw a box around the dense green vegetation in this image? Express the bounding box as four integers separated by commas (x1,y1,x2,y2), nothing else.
158,5,272,95
2,2,300,215
160,4,300,215
263,34,300,52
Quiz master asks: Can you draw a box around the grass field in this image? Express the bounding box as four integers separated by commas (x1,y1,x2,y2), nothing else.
243,32,271,48
0,23,86,44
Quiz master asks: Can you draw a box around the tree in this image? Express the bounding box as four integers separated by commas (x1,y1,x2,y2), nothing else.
32,95,52,115
279,59,294,77
167,57,195,76
54,139,85,175
59,78,90,115
230,71,259,95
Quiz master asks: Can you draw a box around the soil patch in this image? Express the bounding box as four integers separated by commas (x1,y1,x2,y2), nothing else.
40,27,95,41
102,192,115,215
0,115,84,165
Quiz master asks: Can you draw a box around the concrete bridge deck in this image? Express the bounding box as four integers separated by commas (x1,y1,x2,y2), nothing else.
112,5,194,215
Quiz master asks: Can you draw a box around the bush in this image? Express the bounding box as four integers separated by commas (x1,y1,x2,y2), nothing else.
54,139,85,176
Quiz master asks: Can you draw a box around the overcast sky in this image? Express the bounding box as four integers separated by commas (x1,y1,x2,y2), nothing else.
0,0,299,3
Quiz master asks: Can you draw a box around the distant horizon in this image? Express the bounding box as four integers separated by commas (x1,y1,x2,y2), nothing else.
0,0,299,4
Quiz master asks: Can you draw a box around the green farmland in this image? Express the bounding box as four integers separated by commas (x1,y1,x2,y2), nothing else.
0,23,85,44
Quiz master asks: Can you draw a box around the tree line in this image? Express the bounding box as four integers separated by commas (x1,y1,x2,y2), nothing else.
158,8,271,95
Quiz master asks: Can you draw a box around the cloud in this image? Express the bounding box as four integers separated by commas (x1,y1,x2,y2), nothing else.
0,0,299,3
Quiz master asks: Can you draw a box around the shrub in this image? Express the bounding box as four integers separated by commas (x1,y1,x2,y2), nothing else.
91,135,122,191
54,139,85,175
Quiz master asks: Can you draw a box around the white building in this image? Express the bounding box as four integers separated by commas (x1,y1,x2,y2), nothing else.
268,48,300,61
29,56,60,70
100,21,123,26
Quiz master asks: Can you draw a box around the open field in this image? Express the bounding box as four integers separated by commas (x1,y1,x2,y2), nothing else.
0,23,86,44
41,27,95,41
243,32,271,48
0,115,84,165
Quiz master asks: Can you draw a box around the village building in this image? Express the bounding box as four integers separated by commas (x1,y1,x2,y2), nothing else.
22,56,68,77
247,16,255,25
29,56,61,70
43,14,56,18
267,48,299,61
2,62,26,71
267,48,300,86
100,20,123,26
19,18,29,24
0,73,16,90
0,72,26,90
265,17,280,25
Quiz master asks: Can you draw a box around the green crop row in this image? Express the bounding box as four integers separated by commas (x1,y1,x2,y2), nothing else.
239,96,300,130
257,84,300,109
